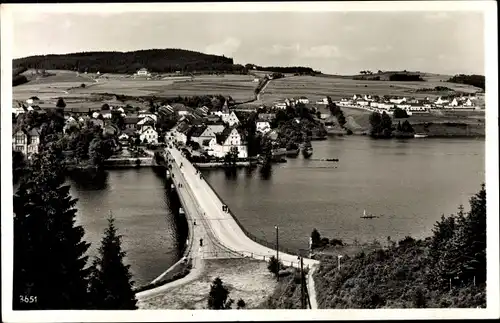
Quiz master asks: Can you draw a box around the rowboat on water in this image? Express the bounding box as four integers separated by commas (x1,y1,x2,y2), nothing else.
414,133,429,138
360,209,378,219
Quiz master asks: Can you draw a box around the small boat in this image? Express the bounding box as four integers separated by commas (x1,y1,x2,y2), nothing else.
414,133,429,138
285,143,300,157
360,209,378,219
302,142,313,159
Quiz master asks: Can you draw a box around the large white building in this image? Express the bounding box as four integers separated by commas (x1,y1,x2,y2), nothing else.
256,120,272,133
139,125,158,144
210,127,248,158
136,68,150,77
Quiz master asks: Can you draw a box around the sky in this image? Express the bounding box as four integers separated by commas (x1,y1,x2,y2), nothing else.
10,9,485,75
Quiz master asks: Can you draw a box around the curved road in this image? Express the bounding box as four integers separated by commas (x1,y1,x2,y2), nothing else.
167,147,319,269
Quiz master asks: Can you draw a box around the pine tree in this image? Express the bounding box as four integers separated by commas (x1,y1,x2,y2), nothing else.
13,149,91,309
207,277,232,309
454,184,486,284
88,215,137,309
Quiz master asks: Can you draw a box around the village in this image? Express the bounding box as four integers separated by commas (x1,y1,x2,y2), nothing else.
11,95,279,162
334,93,481,115
11,79,484,163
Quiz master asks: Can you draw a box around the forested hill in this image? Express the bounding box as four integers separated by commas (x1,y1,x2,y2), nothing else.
13,48,247,74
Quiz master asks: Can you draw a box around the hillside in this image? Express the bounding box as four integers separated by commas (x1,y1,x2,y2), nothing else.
13,49,245,75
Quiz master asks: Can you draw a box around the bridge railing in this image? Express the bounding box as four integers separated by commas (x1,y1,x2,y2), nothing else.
199,165,311,259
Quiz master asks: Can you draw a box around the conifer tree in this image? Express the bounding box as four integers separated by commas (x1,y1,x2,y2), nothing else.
208,277,232,309
13,149,91,309
88,215,137,309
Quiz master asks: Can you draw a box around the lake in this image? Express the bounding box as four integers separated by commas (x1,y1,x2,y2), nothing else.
68,168,181,287
201,136,485,252
68,136,484,285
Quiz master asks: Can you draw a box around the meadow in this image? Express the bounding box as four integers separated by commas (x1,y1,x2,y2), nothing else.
14,71,258,105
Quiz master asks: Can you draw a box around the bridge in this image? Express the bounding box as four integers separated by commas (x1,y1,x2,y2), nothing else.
136,146,319,308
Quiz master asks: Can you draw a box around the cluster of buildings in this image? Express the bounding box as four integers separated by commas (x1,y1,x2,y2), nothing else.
13,95,282,160
337,94,479,115
272,96,313,109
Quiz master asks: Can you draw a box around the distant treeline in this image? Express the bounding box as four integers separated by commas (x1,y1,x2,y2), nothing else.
13,49,246,74
446,74,485,90
13,66,28,86
389,73,424,82
247,64,319,74
416,86,455,92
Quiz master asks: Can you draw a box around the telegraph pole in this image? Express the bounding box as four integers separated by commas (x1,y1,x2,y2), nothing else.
275,225,279,282
300,256,305,309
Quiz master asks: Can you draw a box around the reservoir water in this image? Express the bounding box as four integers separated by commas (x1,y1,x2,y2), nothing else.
68,136,484,285
201,137,485,252
68,169,180,287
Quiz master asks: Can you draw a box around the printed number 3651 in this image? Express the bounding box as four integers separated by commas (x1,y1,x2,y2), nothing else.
19,295,37,303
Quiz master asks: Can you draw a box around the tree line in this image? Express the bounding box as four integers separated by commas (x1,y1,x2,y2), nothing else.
246,64,318,74
13,146,137,309
388,73,424,81
446,74,485,91
13,49,241,74
369,111,414,138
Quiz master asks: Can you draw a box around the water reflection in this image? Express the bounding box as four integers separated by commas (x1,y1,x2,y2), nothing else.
67,168,109,190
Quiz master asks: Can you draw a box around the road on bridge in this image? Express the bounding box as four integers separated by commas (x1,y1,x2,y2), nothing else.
167,147,319,269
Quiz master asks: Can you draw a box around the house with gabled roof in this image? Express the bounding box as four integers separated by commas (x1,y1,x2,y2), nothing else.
211,126,248,158
138,112,157,122
12,127,40,158
139,125,158,144
173,122,192,144
256,119,272,134
123,115,140,130
221,111,240,126
158,105,175,116
205,124,225,135
137,115,156,131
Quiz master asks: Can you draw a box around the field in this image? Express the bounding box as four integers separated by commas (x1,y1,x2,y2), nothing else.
258,75,484,106
13,71,258,106
339,106,485,136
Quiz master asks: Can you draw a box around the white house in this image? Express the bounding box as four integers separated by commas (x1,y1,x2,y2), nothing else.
464,98,473,107
211,127,248,159
448,98,459,107
92,111,101,119
298,96,309,104
12,105,25,116
137,115,156,129
274,102,288,110
138,112,157,122
222,111,240,127
101,111,112,119
357,100,370,106
173,123,192,144
389,97,407,104
189,125,216,145
13,128,40,158
256,120,272,133
139,125,158,144
136,68,150,77
364,95,374,101
435,97,449,105
396,103,411,110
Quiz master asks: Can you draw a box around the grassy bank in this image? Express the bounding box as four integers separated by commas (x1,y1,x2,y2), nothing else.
137,258,277,309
